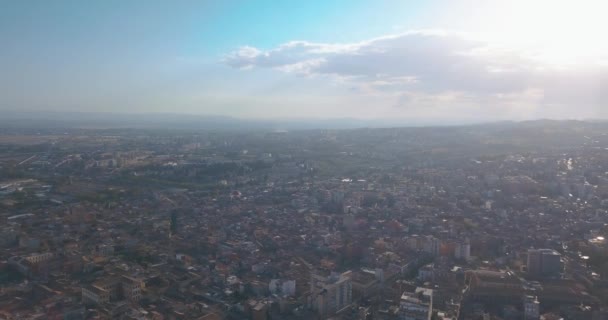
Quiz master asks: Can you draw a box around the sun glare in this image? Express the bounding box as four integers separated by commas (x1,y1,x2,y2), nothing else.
471,0,608,67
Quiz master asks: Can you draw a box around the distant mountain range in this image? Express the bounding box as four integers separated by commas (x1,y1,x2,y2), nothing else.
0,110,605,131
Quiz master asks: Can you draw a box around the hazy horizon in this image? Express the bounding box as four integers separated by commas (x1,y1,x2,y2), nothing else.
1,0,607,122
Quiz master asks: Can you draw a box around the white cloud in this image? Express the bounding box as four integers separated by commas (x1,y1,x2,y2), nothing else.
224,31,608,120
223,46,263,69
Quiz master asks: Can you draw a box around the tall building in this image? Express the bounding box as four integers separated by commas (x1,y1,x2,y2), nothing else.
310,271,353,317
523,295,540,320
121,275,144,302
526,249,563,278
526,250,542,276
455,239,471,261
422,236,441,256
269,279,296,297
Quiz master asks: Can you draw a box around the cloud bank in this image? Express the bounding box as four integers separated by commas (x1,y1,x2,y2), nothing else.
224,31,607,120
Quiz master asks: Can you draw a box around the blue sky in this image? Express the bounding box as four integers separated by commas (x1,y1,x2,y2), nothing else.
1,0,607,121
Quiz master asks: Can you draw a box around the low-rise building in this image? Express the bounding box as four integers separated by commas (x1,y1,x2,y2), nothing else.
399,287,433,320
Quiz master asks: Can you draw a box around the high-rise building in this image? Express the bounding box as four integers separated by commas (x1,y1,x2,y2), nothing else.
527,250,542,276
121,275,145,302
269,279,296,297
523,295,540,320
540,249,562,275
310,271,353,317
455,239,471,261
422,236,441,256
526,249,563,278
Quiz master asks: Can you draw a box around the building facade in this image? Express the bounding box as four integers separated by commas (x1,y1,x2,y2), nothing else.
527,249,563,278
399,288,433,320
310,271,353,317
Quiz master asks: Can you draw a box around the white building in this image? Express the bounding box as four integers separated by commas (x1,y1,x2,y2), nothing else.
269,279,296,297
524,295,540,320
454,240,471,261
310,271,352,317
399,287,433,320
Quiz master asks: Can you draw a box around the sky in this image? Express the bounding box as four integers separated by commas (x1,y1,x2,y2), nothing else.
1,0,607,123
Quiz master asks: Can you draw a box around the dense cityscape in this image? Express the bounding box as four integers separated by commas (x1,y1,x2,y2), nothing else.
2,121,608,319
3,0,608,318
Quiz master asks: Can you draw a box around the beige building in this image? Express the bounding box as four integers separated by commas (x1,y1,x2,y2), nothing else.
82,285,110,305
121,275,145,302
82,275,145,305
24,252,54,265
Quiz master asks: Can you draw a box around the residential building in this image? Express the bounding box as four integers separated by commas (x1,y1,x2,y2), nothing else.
524,295,540,320
399,287,433,320
527,249,563,278
310,270,353,317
